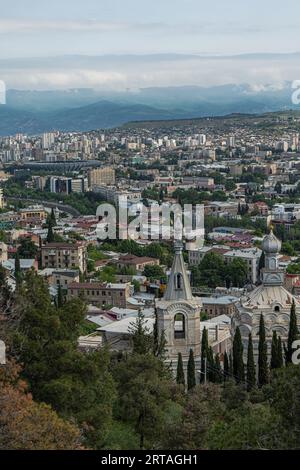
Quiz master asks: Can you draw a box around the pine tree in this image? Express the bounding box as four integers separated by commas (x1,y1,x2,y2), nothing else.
246,333,256,390
200,327,208,383
258,314,269,387
233,327,244,384
187,349,196,390
128,309,152,355
285,299,299,364
176,353,185,386
223,351,229,381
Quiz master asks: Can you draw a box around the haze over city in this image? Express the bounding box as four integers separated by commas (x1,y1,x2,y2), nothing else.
1,0,300,90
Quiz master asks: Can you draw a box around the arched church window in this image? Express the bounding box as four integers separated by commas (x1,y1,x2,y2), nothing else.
174,313,185,339
274,306,280,312
175,273,183,290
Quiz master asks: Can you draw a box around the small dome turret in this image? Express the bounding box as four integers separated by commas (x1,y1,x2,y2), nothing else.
262,229,281,254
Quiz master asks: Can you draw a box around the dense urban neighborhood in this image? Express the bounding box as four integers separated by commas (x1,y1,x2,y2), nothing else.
0,112,300,449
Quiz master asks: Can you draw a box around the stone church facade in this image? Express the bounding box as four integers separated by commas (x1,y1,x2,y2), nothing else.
233,230,300,358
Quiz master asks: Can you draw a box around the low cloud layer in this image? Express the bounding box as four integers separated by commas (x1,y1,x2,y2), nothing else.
1,53,300,91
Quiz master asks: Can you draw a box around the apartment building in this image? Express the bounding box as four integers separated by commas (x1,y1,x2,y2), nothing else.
204,201,239,217
41,242,87,273
67,281,132,307
223,247,262,284
88,167,115,190
94,185,142,205
201,296,239,319
181,176,215,190
39,268,80,290
188,245,261,284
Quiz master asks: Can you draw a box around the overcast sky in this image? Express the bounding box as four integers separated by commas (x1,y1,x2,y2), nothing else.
1,0,300,89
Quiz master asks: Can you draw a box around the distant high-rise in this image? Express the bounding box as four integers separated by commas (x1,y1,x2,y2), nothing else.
88,167,115,190
199,134,206,145
42,132,55,150
227,135,235,148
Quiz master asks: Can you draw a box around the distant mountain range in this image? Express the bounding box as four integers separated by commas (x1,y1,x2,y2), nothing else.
0,82,299,135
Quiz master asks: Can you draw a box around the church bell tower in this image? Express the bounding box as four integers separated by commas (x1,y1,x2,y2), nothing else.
155,241,202,371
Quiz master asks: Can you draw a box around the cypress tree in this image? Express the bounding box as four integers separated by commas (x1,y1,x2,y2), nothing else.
229,352,233,377
258,251,265,274
47,222,55,243
200,327,208,383
214,353,223,384
187,349,196,390
15,251,21,285
277,336,283,368
233,327,244,383
271,331,278,369
57,285,64,308
258,314,269,387
152,308,159,354
285,299,299,364
207,346,215,382
223,351,229,381
50,208,56,226
246,333,256,390
152,309,166,360
176,352,185,386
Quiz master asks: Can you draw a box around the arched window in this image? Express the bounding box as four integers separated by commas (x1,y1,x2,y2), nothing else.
174,313,185,339
175,273,183,290
274,306,280,312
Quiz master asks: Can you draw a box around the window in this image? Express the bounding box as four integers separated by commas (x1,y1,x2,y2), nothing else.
274,306,280,312
174,313,185,339
175,273,183,290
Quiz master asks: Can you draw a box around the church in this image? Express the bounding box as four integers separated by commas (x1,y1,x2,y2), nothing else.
155,231,300,378
233,229,300,358
155,240,231,378
155,241,202,372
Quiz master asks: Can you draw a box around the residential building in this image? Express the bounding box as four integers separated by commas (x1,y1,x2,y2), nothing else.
223,247,262,284
41,242,87,273
67,281,132,308
201,296,239,318
88,167,115,190
116,254,159,272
